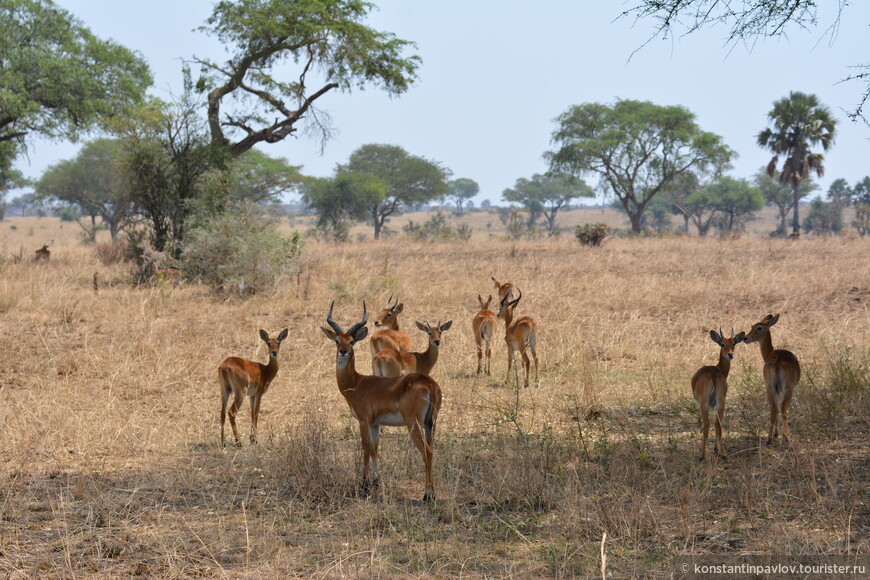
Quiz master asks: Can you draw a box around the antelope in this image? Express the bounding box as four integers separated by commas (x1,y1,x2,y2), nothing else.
34,244,51,261
691,328,746,461
497,288,539,388
743,314,800,445
369,295,413,364
472,294,498,375
372,320,453,377
321,302,442,502
491,276,515,302
219,328,289,447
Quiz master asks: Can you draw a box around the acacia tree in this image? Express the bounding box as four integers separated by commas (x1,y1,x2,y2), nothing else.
547,100,734,234
710,177,764,232
757,92,837,235
193,0,421,158
224,150,304,204
35,139,133,241
302,173,385,242
0,0,151,146
339,144,450,240
447,178,479,215
502,173,593,232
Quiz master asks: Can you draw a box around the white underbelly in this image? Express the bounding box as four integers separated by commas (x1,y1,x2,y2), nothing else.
373,411,405,427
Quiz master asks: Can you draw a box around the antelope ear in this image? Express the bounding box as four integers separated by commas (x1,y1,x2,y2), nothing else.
277,328,289,342
769,313,780,327
441,320,453,331
320,327,338,343
352,325,369,343
393,303,404,315
259,329,269,342
415,321,428,333
734,332,746,344
709,330,723,346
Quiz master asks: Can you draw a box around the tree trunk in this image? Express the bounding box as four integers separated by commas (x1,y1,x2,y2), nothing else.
792,181,801,234
628,210,643,234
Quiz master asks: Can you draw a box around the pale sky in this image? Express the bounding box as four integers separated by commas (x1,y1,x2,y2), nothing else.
14,0,870,205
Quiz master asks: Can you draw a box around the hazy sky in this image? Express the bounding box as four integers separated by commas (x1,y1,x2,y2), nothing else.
15,0,870,204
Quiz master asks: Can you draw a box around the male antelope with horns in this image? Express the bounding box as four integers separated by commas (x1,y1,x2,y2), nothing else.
321,302,442,502
497,288,539,388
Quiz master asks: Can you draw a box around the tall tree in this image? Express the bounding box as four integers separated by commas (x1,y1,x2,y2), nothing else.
660,170,700,233
826,177,853,208
754,169,817,236
194,0,421,157
502,173,593,232
339,144,450,240
547,100,734,234
302,173,385,242
35,139,133,241
0,0,151,146
225,150,304,204
853,176,870,237
447,178,479,215
757,91,837,235
115,97,215,254
709,177,764,232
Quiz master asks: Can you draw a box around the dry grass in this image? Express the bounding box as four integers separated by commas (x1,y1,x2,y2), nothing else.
1,216,868,578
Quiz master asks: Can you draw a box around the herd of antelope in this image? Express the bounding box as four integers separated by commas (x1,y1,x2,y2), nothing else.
217,274,799,501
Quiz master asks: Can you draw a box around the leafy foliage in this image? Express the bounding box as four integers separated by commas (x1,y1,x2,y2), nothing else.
575,223,609,246
447,178,479,215
339,144,450,239
194,0,421,156
0,0,151,145
302,173,385,242
547,99,734,233
35,139,133,240
805,198,843,235
402,212,471,242
754,169,818,236
502,173,592,231
757,91,837,234
182,201,303,294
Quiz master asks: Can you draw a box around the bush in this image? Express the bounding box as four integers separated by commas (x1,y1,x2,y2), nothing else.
402,212,471,242
575,223,609,246
93,239,129,266
805,199,842,235
182,202,303,294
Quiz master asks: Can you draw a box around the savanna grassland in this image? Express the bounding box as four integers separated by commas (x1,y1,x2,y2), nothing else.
1,212,868,578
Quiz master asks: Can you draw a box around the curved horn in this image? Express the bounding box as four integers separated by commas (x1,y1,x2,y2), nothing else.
326,301,344,334
508,288,523,307
347,302,368,336
391,295,399,309
385,294,394,307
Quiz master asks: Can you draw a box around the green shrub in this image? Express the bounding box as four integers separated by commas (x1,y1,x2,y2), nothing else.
575,223,609,246
182,202,303,294
402,212,471,241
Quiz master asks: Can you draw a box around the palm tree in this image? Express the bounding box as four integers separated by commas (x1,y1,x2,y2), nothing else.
757,91,837,235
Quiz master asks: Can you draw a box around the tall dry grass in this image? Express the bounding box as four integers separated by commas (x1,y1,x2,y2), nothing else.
0,216,868,578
